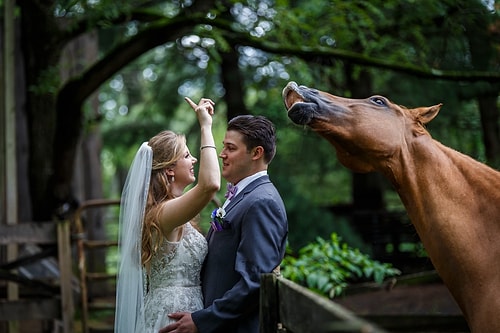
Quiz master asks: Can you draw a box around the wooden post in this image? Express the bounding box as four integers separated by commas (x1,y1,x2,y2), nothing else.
3,0,18,332
260,273,279,333
58,221,74,333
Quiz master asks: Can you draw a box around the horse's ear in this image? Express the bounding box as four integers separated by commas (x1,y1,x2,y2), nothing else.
415,103,442,125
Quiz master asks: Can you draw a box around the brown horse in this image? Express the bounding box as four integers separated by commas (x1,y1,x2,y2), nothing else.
282,81,500,332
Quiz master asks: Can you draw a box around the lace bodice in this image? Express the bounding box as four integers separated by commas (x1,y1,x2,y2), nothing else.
141,222,207,332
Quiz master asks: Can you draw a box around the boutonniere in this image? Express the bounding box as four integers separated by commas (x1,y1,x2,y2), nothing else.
210,207,229,231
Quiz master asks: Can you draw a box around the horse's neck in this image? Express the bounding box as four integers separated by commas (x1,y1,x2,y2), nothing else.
385,137,500,328
385,137,500,236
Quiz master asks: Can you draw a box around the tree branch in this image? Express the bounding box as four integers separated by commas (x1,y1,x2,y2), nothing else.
222,32,500,83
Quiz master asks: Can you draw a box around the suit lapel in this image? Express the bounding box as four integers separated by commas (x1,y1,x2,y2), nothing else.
224,175,271,212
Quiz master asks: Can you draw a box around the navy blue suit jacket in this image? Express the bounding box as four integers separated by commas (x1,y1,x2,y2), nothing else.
191,175,288,333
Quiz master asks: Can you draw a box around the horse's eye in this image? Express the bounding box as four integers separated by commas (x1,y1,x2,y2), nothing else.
370,96,386,106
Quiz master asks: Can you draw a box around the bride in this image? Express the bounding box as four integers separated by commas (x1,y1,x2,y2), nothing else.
114,97,220,332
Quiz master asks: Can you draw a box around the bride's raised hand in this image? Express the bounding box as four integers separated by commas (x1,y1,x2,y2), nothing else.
184,97,215,127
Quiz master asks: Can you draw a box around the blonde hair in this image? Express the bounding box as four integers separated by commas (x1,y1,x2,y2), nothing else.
141,130,186,267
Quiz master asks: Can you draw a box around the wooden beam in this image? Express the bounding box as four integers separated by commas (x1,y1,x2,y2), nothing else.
363,314,469,332
3,0,18,331
0,299,60,321
0,223,58,245
58,221,74,333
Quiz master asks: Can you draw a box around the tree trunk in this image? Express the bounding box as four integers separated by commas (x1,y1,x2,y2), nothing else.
60,30,110,295
344,64,386,212
219,6,248,120
19,1,63,221
220,48,248,120
477,95,500,168
462,1,500,168
343,63,389,259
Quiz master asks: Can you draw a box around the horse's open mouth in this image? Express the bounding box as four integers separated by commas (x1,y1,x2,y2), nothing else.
282,81,318,125
282,81,304,111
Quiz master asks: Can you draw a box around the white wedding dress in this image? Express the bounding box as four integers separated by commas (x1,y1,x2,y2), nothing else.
142,222,208,332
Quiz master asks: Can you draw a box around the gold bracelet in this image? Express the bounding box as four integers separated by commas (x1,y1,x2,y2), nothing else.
200,145,217,151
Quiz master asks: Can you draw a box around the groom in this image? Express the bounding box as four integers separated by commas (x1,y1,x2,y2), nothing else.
160,115,288,333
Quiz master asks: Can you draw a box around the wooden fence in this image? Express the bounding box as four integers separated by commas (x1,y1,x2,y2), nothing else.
260,273,470,333
0,221,73,333
260,273,389,333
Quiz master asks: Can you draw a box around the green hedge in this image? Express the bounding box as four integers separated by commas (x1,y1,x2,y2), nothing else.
281,233,401,298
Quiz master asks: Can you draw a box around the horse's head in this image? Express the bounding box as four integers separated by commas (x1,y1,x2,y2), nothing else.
282,81,442,173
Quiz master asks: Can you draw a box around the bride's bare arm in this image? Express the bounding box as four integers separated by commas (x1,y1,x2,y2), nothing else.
158,98,221,236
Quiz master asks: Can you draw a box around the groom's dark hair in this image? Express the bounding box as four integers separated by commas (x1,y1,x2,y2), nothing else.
227,115,276,164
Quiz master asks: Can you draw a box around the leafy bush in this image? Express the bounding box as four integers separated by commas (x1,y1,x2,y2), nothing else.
281,233,401,299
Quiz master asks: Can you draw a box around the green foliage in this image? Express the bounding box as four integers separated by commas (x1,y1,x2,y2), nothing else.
281,233,401,299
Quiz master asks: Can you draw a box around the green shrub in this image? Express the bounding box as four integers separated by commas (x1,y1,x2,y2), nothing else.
281,233,401,299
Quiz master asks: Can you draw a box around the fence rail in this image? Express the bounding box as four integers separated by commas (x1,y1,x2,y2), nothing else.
260,273,388,333
260,273,470,333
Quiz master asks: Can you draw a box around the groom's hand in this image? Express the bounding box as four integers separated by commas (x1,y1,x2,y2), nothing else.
158,312,198,333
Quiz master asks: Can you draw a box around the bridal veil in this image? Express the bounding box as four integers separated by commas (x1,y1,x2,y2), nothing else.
114,142,152,332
